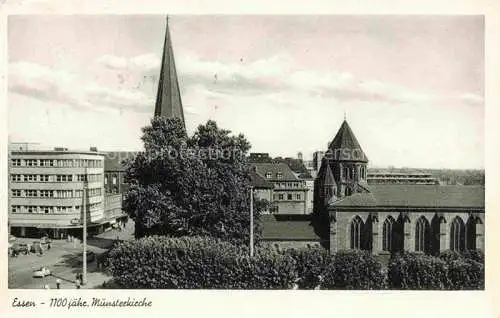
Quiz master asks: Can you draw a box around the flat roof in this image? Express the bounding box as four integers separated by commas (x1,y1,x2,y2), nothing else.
11,150,105,156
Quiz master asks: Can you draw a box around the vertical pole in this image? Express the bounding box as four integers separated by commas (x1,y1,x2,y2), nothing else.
7,136,11,236
250,186,254,257
82,169,87,285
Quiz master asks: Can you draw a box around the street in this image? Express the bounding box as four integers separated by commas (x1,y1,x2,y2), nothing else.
8,220,134,289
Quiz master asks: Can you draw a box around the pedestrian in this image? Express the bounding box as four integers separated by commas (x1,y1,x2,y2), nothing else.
47,243,51,250
314,275,323,290
56,278,61,289
75,279,80,289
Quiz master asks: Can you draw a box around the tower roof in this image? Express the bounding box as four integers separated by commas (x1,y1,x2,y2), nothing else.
323,161,335,185
154,17,185,128
328,120,368,162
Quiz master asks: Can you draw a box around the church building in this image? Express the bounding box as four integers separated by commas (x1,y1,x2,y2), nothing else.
313,120,485,255
120,17,485,256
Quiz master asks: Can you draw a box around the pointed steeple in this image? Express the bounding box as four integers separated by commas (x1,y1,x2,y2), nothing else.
329,120,368,162
323,160,335,185
154,17,185,128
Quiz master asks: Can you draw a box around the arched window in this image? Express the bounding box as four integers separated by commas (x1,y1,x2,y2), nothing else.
350,216,363,249
415,216,430,253
383,217,395,252
344,187,351,196
466,216,477,250
343,167,348,179
450,217,465,252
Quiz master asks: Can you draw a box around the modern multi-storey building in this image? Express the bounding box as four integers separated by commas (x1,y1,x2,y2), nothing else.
367,172,439,185
8,144,126,238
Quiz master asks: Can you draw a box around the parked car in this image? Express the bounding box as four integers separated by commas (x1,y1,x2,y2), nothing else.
31,241,42,253
13,243,29,255
33,267,51,278
77,251,96,264
9,235,17,242
40,236,52,245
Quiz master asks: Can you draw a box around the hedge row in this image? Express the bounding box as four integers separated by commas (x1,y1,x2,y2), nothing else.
388,251,484,290
108,236,296,289
107,236,483,290
107,236,386,289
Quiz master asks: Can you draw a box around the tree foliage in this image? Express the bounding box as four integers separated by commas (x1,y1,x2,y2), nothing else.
123,117,261,245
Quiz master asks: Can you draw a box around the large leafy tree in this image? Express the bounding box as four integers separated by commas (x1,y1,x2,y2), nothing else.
123,117,262,245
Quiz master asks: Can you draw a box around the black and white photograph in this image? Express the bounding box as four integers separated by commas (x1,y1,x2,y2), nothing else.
3,4,498,317
6,14,486,292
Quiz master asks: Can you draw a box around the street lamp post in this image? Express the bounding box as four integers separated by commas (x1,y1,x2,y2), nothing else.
250,186,254,257
82,173,88,285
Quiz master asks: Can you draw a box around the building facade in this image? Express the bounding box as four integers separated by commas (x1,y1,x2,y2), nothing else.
367,172,439,185
249,169,274,214
9,148,106,238
253,163,308,214
313,120,485,255
103,151,138,195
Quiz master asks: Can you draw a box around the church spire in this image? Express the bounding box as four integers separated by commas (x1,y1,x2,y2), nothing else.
154,16,185,129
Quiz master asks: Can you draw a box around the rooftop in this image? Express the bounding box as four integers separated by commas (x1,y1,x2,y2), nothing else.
328,120,368,162
331,184,485,208
261,215,319,240
252,163,300,181
249,170,274,189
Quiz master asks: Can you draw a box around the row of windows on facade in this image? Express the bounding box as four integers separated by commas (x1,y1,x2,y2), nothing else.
273,193,303,201
265,172,283,179
11,159,103,168
349,215,480,253
273,182,304,189
11,203,101,214
104,175,118,185
341,165,367,180
11,188,103,198
11,174,102,182
328,187,352,197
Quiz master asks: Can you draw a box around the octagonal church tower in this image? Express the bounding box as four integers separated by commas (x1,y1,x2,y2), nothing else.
314,120,368,209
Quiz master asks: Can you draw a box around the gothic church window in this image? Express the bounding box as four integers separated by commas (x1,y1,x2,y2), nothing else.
466,216,478,250
383,217,394,252
350,216,363,249
450,217,465,252
415,216,430,253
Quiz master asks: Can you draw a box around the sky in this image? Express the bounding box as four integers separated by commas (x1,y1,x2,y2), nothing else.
7,15,484,169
